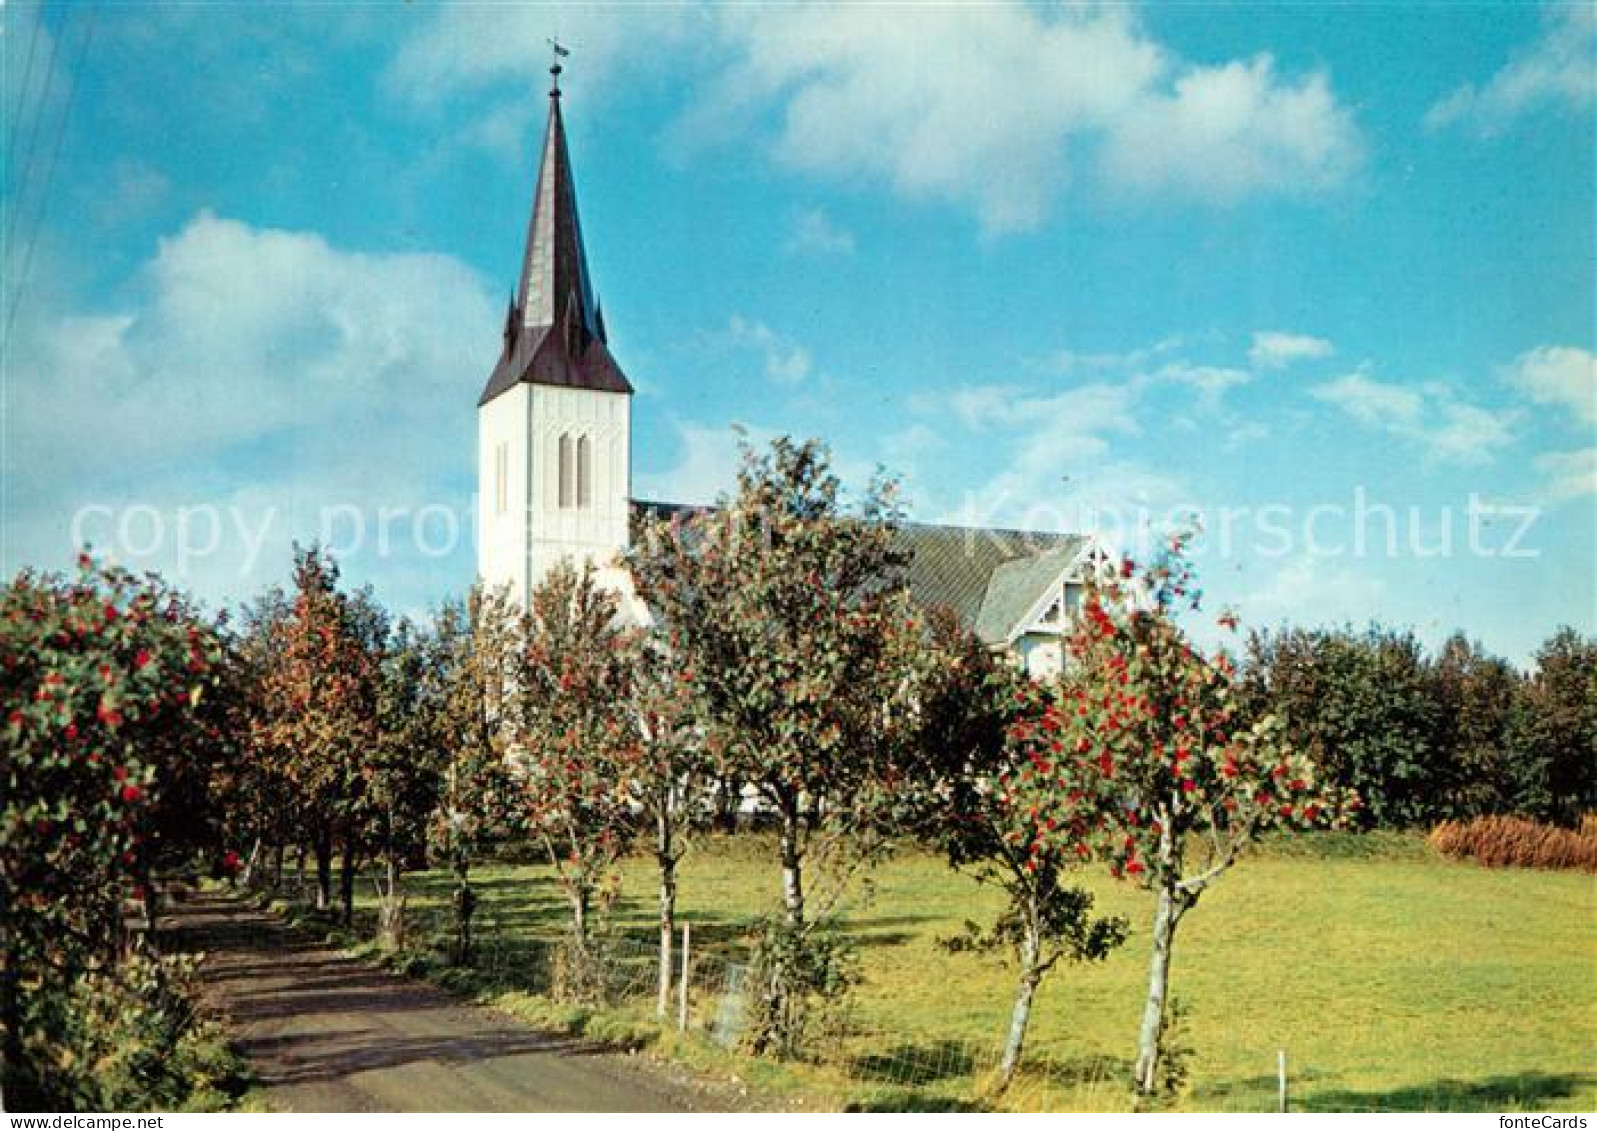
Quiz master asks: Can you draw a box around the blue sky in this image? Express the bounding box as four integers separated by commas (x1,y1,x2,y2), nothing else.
2,1,1592,664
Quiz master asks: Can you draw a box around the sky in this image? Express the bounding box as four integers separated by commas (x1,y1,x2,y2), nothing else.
1,1,1592,665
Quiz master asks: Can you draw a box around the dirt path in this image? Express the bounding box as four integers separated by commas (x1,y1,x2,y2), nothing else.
167,892,727,1113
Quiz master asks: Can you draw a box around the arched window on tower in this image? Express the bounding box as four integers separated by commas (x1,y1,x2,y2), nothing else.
558,433,574,509
576,435,592,509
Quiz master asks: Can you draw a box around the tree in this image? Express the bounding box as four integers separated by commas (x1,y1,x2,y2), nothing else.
253,547,380,924
1,555,230,1105
366,617,446,951
509,562,641,990
231,588,297,890
911,611,1126,1090
1060,540,1347,1097
1512,627,1597,824
629,437,925,1055
629,631,712,1017
428,588,522,965
1241,625,1435,827
1431,633,1522,818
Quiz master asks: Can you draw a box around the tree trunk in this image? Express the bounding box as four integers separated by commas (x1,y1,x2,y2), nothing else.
339,837,356,927
571,885,590,944
656,811,677,1018
137,850,159,951
779,803,805,932
451,856,476,966
377,850,404,952
715,775,739,832
271,840,285,890
313,833,333,911
997,909,1043,1089
1134,885,1185,1096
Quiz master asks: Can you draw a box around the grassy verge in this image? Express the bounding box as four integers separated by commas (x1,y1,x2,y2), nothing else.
260,831,1595,1112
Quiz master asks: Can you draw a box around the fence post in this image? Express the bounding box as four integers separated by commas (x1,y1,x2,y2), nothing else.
1278,1048,1288,1113
677,922,691,1032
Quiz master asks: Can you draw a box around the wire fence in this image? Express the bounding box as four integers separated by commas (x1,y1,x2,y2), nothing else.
266,886,1549,1112
458,915,1267,1112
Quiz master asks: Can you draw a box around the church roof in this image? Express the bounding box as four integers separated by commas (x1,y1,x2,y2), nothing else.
973,538,1085,643
899,523,1085,640
480,69,633,406
630,500,1086,646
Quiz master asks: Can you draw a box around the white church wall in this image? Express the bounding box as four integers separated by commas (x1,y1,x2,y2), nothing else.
527,385,631,587
478,382,634,607
477,382,532,605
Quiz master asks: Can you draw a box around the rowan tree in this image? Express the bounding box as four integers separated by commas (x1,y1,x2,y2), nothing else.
229,588,298,888
253,546,380,924
629,437,926,1055
509,562,641,990
1054,537,1349,1097
427,588,522,964
911,611,1125,1090
365,618,446,950
628,630,712,1016
1,556,229,1104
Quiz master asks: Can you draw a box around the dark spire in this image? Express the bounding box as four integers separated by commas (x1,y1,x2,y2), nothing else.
480,50,632,406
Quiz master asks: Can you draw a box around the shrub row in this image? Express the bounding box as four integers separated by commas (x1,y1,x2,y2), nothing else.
1241,626,1595,828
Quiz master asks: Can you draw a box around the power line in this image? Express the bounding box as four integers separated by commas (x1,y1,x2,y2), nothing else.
5,1,96,339
4,0,46,177
4,0,66,253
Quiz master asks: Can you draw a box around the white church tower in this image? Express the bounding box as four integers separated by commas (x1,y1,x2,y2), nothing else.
477,59,634,607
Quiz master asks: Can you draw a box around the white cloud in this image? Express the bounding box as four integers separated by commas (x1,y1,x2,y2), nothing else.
1503,344,1596,426
1312,372,1424,428
1536,447,1596,501
1049,336,1188,373
785,208,855,256
1310,371,1514,465
940,381,1138,440
635,421,749,506
1425,402,1517,464
723,315,812,384
1224,421,1271,451
3,212,497,605
385,3,697,104
637,419,876,508
1153,361,1254,403
1239,553,1387,630
1101,56,1359,203
1427,6,1596,137
915,377,1184,531
710,5,1360,230
393,4,1360,233
1248,330,1334,369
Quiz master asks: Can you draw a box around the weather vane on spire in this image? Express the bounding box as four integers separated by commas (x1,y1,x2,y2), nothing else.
548,37,570,96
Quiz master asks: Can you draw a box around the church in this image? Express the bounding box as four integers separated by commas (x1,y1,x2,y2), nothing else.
476,64,1108,678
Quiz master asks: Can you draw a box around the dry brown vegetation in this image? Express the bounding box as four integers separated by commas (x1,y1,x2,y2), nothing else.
1429,814,1597,872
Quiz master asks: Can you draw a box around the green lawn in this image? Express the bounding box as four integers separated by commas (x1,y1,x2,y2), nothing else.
335,832,1595,1111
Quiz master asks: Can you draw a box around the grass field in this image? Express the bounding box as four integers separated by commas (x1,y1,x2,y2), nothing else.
329,832,1594,1111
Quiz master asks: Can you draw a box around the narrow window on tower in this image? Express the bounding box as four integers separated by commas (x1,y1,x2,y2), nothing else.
577,435,592,509
494,443,507,514
558,434,574,509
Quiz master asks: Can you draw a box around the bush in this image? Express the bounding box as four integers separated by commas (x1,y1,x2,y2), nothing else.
1429,814,1597,872
551,932,613,1004
740,917,857,1060
16,950,248,1111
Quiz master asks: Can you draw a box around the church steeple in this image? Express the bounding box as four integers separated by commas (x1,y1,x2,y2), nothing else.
479,56,633,405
